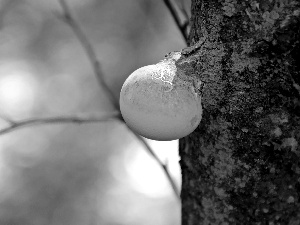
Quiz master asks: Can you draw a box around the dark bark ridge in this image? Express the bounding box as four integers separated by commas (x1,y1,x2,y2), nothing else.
179,0,300,224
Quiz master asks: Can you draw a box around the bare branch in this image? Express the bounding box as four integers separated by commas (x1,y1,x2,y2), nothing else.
177,0,190,22
0,111,181,199
0,112,120,136
56,0,180,201
163,0,188,44
57,0,119,110
0,113,16,126
135,134,181,201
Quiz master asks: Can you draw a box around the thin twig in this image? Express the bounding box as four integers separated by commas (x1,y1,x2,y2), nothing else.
176,0,190,35
0,113,15,125
135,134,180,200
0,112,120,136
177,0,190,23
57,0,180,200
163,0,188,44
58,0,119,110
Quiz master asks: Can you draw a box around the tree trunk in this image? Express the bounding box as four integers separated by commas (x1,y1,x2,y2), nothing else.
179,0,300,224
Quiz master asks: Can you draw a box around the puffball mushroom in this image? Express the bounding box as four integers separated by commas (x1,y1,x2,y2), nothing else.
119,52,202,141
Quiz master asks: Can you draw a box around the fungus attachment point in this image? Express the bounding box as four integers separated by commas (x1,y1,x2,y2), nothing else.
119,56,202,141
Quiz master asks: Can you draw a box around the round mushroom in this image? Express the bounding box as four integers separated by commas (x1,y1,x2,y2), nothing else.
120,57,202,141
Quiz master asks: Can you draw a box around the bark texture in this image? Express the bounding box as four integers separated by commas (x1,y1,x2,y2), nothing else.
179,0,300,224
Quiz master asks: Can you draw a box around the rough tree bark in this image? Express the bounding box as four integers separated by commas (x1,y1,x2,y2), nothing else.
178,0,300,224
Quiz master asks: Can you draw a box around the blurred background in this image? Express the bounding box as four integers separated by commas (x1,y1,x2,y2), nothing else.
0,0,190,224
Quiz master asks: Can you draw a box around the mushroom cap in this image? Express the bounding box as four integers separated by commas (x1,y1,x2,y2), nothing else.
120,64,202,141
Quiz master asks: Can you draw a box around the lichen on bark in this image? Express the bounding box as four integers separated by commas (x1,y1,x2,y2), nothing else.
179,0,300,224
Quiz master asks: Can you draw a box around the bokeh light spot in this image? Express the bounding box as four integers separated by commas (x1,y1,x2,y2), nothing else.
0,61,38,117
123,139,180,198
